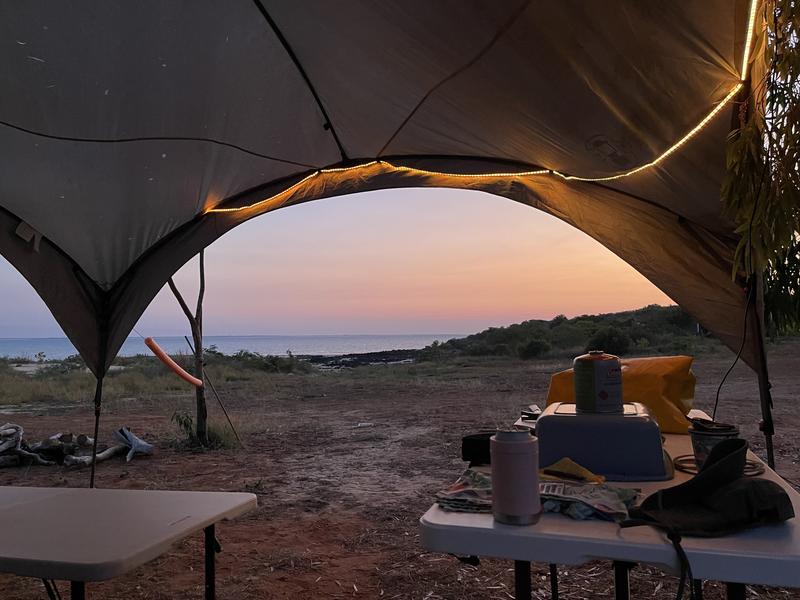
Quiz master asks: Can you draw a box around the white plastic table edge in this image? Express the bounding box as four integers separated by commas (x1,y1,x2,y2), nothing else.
0,487,257,582
420,412,800,587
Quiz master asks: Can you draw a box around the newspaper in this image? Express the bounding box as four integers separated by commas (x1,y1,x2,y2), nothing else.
435,468,493,513
539,481,638,521
436,469,638,521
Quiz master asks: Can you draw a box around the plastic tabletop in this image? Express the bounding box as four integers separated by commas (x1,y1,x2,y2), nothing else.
420,420,800,587
0,487,256,582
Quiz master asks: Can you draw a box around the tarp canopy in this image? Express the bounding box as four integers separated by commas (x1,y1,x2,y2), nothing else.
0,0,762,377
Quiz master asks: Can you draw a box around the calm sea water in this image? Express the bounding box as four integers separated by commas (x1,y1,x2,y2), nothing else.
0,334,461,361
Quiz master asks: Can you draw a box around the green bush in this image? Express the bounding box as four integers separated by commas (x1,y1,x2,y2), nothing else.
263,352,314,374
518,338,551,359
172,411,237,449
408,305,724,361
585,326,632,356
211,350,313,374
206,422,238,449
418,340,448,361
548,323,586,349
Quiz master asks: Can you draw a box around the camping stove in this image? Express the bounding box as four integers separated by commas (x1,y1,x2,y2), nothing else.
536,402,672,481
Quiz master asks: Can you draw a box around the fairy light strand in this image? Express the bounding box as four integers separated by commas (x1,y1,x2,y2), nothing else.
556,83,745,183
740,0,759,81
389,165,550,178
206,0,758,215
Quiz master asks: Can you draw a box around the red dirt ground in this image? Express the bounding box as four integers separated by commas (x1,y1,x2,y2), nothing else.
1,341,799,599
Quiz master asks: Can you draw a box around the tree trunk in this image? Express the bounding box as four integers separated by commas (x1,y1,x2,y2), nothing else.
191,317,208,446
168,250,209,446
194,250,208,445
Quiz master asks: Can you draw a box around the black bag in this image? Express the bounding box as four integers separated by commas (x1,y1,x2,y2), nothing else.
623,438,793,599
461,431,494,466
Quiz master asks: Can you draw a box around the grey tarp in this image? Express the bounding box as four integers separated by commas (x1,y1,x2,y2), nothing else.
0,0,762,376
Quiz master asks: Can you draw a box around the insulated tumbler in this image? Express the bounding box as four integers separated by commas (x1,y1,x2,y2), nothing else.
490,430,541,525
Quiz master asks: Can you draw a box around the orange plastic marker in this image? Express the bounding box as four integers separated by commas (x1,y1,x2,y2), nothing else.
144,337,203,388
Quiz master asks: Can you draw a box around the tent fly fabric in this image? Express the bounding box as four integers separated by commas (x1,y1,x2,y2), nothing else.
0,0,766,382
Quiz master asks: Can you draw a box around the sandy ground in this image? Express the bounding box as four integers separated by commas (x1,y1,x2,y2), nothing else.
1,340,799,599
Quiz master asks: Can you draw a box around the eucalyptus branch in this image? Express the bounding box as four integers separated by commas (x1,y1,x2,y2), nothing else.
196,249,205,334
168,277,196,329
722,0,800,333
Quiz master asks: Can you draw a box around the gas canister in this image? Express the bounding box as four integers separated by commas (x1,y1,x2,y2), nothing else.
574,351,623,413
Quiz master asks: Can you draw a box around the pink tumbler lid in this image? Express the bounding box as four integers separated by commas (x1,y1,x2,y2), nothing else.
493,430,532,442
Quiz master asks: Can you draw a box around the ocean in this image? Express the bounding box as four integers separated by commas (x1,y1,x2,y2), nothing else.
0,334,462,361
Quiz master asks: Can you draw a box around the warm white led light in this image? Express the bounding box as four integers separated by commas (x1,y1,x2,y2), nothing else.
320,161,379,173
740,0,759,81
207,171,320,214
555,83,744,183
386,163,550,178
205,1,758,215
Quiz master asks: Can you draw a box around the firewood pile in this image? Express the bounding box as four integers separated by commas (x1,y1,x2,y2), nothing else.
0,423,153,468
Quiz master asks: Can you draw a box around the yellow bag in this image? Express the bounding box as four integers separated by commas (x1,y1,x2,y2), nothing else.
545,355,695,434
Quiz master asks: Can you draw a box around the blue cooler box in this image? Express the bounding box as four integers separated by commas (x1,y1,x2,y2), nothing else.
536,402,672,481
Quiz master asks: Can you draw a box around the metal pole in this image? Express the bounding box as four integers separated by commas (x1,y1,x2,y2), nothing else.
613,561,633,600
41,579,59,600
70,581,86,600
753,276,776,469
756,360,776,469
514,561,531,600
205,524,216,600
88,376,104,488
549,563,559,599
692,579,704,600
725,582,746,600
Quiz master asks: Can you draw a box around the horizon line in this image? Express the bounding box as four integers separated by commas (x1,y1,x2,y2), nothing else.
0,332,468,341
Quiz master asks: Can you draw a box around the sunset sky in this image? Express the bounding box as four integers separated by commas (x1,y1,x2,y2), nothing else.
0,188,673,338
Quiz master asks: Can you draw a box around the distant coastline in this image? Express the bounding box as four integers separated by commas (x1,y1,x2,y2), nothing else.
0,334,463,361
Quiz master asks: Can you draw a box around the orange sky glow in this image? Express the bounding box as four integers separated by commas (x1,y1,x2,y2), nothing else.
0,188,673,337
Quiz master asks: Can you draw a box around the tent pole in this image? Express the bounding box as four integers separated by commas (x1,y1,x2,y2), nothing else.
753,275,776,470
89,376,104,488
756,358,776,470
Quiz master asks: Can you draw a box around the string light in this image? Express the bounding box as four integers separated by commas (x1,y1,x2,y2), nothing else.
555,83,745,182
387,164,550,178
206,171,320,213
207,161,383,214
320,161,379,173
740,0,759,81
206,0,758,214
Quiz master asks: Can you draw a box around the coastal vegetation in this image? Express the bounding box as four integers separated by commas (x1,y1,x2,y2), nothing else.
1,305,796,409
418,305,723,361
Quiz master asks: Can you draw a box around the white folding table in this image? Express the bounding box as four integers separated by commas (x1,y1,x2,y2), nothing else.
0,486,257,599
420,423,800,599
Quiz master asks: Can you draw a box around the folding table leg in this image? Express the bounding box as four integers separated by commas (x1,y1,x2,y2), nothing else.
514,560,531,600
205,524,216,600
692,579,704,599
549,563,559,599
70,580,86,600
41,579,59,600
613,561,635,600
725,582,746,600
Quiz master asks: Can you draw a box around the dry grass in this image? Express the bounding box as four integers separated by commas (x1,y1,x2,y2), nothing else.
0,357,277,407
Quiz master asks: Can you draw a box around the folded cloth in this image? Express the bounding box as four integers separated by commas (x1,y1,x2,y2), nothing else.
540,457,606,484
435,468,637,520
